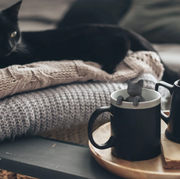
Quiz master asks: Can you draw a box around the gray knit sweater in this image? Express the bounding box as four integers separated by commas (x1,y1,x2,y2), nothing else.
0,73,169,141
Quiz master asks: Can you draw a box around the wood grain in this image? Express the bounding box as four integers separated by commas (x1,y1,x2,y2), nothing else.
161,111,180,169
88,111,180,179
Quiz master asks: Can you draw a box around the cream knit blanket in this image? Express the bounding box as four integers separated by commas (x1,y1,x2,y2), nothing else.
0,51,164,99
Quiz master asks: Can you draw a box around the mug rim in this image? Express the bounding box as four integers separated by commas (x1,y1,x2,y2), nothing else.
174,79,180,87
111,88,161,109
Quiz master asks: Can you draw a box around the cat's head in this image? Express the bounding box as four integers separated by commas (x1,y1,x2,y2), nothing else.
127,80,144,97
0,1,22,57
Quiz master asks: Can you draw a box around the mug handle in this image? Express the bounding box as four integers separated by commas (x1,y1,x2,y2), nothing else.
155,81,174,124
88,106,115,149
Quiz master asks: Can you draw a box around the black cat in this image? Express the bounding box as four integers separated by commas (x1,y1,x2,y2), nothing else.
0,1,179,84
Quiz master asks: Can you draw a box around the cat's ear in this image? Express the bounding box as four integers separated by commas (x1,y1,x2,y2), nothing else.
2,1,22,21
127,80,131,85
138,80,144,87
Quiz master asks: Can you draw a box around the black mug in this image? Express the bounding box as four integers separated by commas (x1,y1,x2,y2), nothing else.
155,79,180,143
88,88,162,161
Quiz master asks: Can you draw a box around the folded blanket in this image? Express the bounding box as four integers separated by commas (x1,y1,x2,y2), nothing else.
0,51,164,100
0,51,166,141
0,73,168,141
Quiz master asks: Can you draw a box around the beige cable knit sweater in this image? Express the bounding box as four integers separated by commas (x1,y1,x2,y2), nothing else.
0,51,164,99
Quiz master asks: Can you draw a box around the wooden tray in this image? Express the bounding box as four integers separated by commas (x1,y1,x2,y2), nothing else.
88,119,180,179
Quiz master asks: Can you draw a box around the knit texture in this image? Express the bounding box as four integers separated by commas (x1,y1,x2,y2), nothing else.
0,51,164,100
0,73,169,141
0,51,167,141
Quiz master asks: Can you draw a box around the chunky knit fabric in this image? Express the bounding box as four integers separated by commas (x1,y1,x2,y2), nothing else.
0,51,168,141
0,51,163,100
0,73,169,141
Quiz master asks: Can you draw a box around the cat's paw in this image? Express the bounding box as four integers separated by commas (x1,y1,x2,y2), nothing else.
116,95,124,105
133,96,140,106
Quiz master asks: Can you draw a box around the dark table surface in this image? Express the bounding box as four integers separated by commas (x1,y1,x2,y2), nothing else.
0,136,123,179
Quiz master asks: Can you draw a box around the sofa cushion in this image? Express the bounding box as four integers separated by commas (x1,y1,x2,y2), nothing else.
119,0,180,43
57,0,132,28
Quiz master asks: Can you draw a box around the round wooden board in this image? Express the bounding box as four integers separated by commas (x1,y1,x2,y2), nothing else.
88,122,180,179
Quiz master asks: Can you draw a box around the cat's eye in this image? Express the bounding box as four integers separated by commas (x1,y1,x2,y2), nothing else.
11,31,17,38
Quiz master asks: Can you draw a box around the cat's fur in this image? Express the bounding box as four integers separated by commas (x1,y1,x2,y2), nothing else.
0,1,179,84
116,80,145,106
